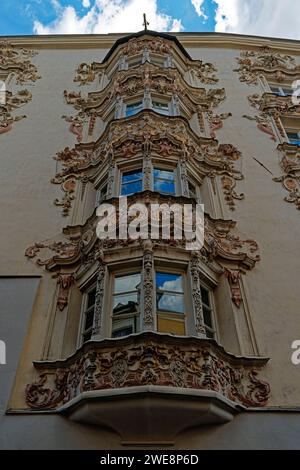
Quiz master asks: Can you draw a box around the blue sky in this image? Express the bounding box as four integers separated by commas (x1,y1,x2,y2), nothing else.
0,0,299,40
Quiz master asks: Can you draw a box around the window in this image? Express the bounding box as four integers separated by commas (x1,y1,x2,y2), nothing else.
156,271,185,335
125,101,143,117
95,182,108,206
188,181,197,199
200,285,215,339
153,168,175,195
81,286,96,343
112,273,141,337
270,84,293,96
152,101,169,115
287,131,300,147
120,169,143,195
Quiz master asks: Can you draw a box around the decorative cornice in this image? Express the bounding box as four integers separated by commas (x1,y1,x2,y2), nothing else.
2,33,299,53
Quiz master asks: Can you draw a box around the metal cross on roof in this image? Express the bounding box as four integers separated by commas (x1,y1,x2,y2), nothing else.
143,13,149,30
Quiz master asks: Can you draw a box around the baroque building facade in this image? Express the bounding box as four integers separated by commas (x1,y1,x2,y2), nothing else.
0,30,300,449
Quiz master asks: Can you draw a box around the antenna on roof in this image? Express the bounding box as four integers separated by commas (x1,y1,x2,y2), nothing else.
143,13,149,31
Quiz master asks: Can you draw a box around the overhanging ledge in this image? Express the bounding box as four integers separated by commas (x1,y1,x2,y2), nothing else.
60,386,242,442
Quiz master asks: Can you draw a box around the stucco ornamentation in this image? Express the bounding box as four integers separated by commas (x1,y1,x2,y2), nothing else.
0,40,41,84
56,274,74,311
235,46,300,85
52,112,244,215
25,333,270,410
0,42,40,135
224,269,242,308
273,143,300,210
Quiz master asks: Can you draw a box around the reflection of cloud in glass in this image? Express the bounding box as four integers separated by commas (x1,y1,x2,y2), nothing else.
114,274,141,294
153,179,175,194
121,180,143,195
156,273,183,292
153,169,174,180
157,293,184,313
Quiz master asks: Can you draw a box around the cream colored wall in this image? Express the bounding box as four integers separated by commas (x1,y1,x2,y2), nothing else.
1,34,300,418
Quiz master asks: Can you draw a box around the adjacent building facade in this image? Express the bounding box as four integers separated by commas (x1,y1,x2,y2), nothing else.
1,29,300,449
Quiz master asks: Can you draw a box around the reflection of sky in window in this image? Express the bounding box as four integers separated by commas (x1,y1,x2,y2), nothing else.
114,273,141,293
126,102,143,116
156,273,184,313
121,170,143,195
153,169,175,194
121,181,143,195
113,273,141,312
153,169,174,180
122,170,143,182
156,272,183,292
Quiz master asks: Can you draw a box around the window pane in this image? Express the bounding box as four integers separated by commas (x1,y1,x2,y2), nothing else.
87,288,96,308
112,326,133,337
156,272,183,292
84,309,94,330
126,102,143,116
121,180,143,195
188,182,197,198
203,306,213,329
122,170,143,183
83,331,92,342
113,293,139,312
205,328,214,339
114,273,141,293
153,169,174,180
153,179,175,194
157,293,184,313
200,286,210,306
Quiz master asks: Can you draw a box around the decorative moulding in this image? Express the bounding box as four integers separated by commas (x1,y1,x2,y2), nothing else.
24,332,270,440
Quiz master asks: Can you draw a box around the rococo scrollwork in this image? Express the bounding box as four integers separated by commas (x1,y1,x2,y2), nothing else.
235,46,300,85
0,41,40,134
25,333,270,410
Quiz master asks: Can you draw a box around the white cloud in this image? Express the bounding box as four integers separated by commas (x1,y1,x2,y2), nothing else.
214,0,300,40
82,0,90,7
33,0,183,34
191,0,208,20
